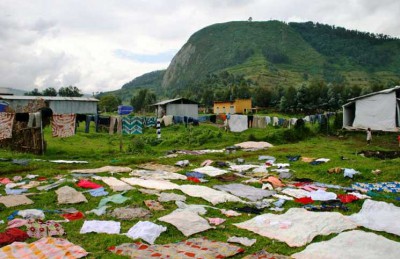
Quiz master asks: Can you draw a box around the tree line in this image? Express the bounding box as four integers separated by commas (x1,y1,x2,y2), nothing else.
98,70,399,115
24,86,83,97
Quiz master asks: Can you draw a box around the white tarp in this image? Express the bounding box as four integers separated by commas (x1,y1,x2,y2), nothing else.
179,185,244,205
229,115,248,132
348,199,400,236
121,177,180,190
234,208,357,247
352,92,396,131
292,230,400,259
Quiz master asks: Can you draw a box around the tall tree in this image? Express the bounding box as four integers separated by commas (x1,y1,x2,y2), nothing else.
98,95,121,113
58,86,83,97
24,88,42,96
130,89,156,113
42,87,57,96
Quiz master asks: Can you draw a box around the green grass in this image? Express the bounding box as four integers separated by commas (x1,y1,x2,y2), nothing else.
0,121,399,258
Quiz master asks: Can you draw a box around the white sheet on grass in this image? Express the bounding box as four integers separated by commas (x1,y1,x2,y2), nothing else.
348,199,400,236
292,230,400,259
126,221,167,244
80,220,120,234
179,185,243,205
130,169,187,180
158,209,213,236
234,141,273,149
213,184,275,202
99,177,134,191
234,208,357,247
71,166,132,174
121,177,180,190
281,188,311,199
192,166,229,177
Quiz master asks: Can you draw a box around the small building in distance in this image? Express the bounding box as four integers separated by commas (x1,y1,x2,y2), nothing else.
213,99,252,114
0,95,99,114
343,85,400,131
152,97,198,118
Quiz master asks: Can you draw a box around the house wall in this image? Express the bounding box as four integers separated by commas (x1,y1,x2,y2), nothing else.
213,99,252,114
166,103,198,118
213,102,233,114
352,92,397,131
235,99,252,114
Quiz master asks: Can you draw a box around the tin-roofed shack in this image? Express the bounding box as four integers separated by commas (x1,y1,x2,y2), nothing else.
0,95,99,114
152,97,198,118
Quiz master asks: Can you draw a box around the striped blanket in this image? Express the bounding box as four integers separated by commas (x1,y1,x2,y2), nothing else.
0,112,15,140
51,114,76,138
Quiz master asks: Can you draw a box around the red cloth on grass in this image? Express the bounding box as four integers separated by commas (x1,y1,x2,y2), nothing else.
337,194,359,203
0,178,12,184
61,212,84,221
294,197,314,204
76,179,102,189
0,228,29,246
187,177,201,183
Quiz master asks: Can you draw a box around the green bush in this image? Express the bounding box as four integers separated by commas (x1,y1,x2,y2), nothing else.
127,137,155,154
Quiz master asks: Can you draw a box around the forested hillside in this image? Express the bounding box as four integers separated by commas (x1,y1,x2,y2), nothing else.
100,20,400,112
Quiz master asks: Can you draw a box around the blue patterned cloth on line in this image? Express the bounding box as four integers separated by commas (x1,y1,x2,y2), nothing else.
144,117,157,128
122,116,143,134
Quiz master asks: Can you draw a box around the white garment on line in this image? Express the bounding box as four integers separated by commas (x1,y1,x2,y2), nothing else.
228,115,248,132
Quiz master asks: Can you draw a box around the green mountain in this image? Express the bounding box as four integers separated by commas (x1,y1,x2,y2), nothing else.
103,20,400,104
163,20,400,90
97,70,165,103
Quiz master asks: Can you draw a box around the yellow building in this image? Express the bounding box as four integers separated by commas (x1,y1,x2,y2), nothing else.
213,99,252,114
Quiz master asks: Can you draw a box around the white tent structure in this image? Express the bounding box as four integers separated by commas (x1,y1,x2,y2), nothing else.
343,86,400,131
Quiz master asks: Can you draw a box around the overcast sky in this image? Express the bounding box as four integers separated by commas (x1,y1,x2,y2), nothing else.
1,0,399,94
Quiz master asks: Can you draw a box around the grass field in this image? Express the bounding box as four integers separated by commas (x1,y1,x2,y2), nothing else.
0,120,399,258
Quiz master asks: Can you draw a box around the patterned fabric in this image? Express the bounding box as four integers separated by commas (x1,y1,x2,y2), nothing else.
145,117,157,127
26,219,64,238
144,200,165,211
0,237,88,258
0,112,15,140
109,238,244,258
51,114,76,138
352,182,400,193
122,116,143,134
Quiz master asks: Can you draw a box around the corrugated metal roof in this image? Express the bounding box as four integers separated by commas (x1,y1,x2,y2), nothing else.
0,95,99,102
151,97,198,105
347,85,400,102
